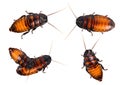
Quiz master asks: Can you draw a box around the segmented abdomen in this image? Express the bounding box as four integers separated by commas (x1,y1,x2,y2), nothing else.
9,48,28,65
87,64,103,81
9,16,30,32
91,15,115,32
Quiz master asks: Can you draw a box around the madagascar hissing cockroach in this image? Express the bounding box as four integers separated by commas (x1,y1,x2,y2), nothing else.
9,9,65,39
16,55,51,76
81,35,107,81
9,42,63,76
9,47,52,75
65,5,115,39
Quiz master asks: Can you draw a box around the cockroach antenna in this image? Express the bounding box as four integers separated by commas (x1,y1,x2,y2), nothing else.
65,25,76,39
68,4,77,18
52,60,64,65
91,35,102,50
47,8,66,34
81,33,87,50
65,4,77,39
49,40,64,65
47,8,66,16
48,40,54,55
81,33,102,50
47,22,62,33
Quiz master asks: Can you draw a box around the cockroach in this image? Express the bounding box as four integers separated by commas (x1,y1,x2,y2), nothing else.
9,42,63,76
65,5,115,39
16,55,51,76
9,9,64,39
9,47,51,75
81,35,107,81
9,47,29,67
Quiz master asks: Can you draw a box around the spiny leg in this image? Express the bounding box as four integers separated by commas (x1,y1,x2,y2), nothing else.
90,31,93,36
87,29,93,36
42,67,46,73
42,64,48,73
96,58,102,62
101,64,108,70
31,28,37,34
81,63,85,69
25,11,34,15
21,30,30,39
81,65,85,69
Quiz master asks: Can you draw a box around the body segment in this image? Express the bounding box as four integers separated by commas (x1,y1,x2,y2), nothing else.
87,64,103,81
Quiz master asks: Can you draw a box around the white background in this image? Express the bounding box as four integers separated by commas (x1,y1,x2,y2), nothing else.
0,0,120,84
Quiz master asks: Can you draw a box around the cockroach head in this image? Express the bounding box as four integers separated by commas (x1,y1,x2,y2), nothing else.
39,13,48,25
43,55,51,65
76,16,84,28
83,49,95,57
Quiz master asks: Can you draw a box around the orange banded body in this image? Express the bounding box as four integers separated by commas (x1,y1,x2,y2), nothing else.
83,50,106,81
9,48,29,66
9,48,51,76
9,16,30,33
76,14,115,32
16,55,51,76
9,12,47,37
87,64,103,81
